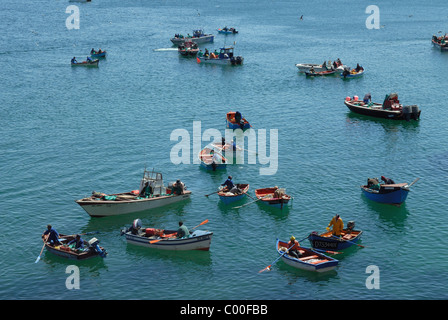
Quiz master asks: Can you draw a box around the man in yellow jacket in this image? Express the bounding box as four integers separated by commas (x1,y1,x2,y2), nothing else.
327,214,344,236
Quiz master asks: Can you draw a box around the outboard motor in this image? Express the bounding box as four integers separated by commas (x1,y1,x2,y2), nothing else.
410,105,420,120
402,105,411,121
346,221,356,233
88,237,107,257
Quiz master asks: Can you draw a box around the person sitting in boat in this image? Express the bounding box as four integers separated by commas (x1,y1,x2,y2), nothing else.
198,50,203,57
172,179,185,195
273,186,284,199
204,48,209,57
327,214,344,237
71,57,77,64
86,56,92,62
309,66,316,74
42,225,61,246
367,177,381,190
68,234,84,250
90,48,95,54
355,63,363,72
221,176,239,194
177,221,190,238
287,236,302,259
381,176,395,185
336,58,342,66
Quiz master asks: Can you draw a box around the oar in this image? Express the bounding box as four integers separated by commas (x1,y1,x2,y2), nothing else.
205,190,221,197
403,178,419,190
331,235,366,248
35,243,46,263
233,195,268,209
259,244,294,273
312,248,343,255
64,231,100,238
149,220,209,244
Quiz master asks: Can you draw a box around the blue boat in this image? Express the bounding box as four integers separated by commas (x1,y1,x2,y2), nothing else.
341,68,364,78
90,50,106,58
218,183,249,205
361,182,411,205
226,111,250,130
276,239,338,273
308,227,363,251
198,147,227,171
217,27,238,34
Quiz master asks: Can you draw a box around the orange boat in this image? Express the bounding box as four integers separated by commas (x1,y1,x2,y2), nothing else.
226,111,250,130
255,187,291,209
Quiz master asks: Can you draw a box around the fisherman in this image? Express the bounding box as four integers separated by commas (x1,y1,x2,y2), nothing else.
42,225,61,246
177,221,190,238
139,181,153,198
364,93,372,104
287,236,302,259
86,56,92,62
327,214,344,237
68,234,84,250
210,149,222,171
273,186,284,199
381,176,395,185
90,48,95,54
71,57,77,64
172,179,185,195
367,177,380,190
221,176,240,194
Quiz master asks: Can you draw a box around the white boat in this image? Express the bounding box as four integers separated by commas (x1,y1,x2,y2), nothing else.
197,47,243,65
75,169,191,217
122,221,213,251
171,29,214,45
296,62,345,73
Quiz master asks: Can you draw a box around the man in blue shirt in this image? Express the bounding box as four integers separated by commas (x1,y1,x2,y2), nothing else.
42,225,60,245
68,234,84,249
222,176,235,190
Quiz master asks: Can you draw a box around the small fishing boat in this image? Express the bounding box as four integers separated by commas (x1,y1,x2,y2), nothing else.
296,61,346,73
361,183,411,205
71,59,99,67
341,68,365,78
75,168,191,217
197,47,243,65
171,29,214,45
122,219,213,251
198,147,227,170
344,93,421,121
90,50,106,58
218,183,249,204
217,27,238,34
178,40,199,56
226,111,250,130
432,34,448,51
308,222,363,250
276,239,338,273
255,187,291,209
43,234,107,260
305,69,336,77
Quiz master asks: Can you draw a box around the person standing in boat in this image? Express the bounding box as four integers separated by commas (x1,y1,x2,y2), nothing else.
68,234,84,250
210,149,222,171
42,225,61,246
172,179,185,195
139,181,153,198
287,236,302,259
177,221,190,238
327,214,344,237
363,93,372,104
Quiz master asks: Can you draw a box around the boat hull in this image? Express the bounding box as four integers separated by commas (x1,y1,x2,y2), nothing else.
198,147,227,170
198,56,243,65
432,39,448,51
255,188,291,209
226,112,250,130
171,35,214,45
71,60,99,67
276,239,338,273
341,70,365,78
125,230,212,251
361,185,409,205
218,184,249,204
91,52,106,58
76,192,191,217
44,235,106,260
296,63,345,73
308,230,363,250
344,100,421,120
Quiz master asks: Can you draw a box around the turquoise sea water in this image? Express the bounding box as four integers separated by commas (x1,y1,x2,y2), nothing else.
1,0,448,302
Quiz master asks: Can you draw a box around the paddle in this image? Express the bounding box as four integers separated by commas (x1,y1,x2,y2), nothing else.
35,243,46,263
232,195,268,209
403,178,419,190
331,235,366,248
205,190,221,197
312,248,343,255
259,244,294,273
149,219,209,244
